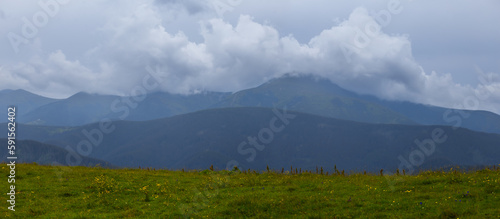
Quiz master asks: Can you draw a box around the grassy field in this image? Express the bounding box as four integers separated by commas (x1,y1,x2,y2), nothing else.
1,164,499,218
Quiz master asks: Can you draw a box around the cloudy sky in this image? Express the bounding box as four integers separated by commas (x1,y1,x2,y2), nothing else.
1,0,499,113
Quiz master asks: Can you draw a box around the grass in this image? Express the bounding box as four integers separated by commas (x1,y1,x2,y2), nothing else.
1,164,499,218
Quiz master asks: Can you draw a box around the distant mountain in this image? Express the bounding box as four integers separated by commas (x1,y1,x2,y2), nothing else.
20,92,119,126
0,89,59,122
0,89,15,94
18,91,230,126
6,75,500,134
369,99,500,134
215,75,416,125
114,91,230,121
14,107,500,172
0,139,113,167
215,75,500,134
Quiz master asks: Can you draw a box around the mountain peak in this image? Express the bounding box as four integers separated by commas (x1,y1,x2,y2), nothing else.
260,73,356,98
68,91,95,99
0,89,54,99
0,89,30,95
269,73,330,83
0,89,15,94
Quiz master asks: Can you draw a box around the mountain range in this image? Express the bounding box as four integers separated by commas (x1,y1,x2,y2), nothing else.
3,74,500,171
0,139,112,167
3,75,500,134
9,107,500,172
0,89,59,118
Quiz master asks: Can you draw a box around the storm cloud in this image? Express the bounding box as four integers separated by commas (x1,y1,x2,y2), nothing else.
0,0,499,113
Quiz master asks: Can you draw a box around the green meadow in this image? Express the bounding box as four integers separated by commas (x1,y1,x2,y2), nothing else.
1,164,499,218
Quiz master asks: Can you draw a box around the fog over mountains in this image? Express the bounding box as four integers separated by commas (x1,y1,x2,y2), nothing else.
2,75,500,172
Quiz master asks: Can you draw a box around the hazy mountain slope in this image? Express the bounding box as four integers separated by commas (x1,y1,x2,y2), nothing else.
7,75,500,134
18,91,230,126
15,107,500,172
20,92,119,126
0,89,59,122
0,139,113,167
114,91,230,121
370,99,500,134
214,75,416,125
215,75,500,134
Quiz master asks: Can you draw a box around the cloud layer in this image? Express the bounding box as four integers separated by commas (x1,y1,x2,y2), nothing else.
0,0,499,113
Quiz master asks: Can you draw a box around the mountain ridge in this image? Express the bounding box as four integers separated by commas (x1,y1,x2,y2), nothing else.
13,107,500,171
0,138,114,167
214,75,417,125
4,74,500,134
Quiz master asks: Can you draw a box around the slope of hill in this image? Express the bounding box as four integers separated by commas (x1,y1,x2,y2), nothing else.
14,107,500,172
0,139,113,167
215,75,500,133
20,92,119,126
370,99,500,134
114,91,230,121
214,75,416,125
0,89,59,123
18,91,230,126
6,75,500,134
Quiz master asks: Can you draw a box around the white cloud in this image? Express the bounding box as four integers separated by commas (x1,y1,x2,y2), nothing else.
1,2,499,114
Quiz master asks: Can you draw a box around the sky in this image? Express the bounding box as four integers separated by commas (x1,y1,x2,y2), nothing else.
0,0,499,113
